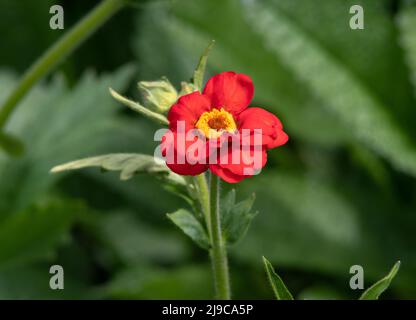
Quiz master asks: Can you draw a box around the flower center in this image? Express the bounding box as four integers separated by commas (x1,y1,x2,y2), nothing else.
195,108,237,139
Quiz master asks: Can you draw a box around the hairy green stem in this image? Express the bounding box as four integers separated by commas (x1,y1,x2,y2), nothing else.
193,174,211,240
0,0,127,129
194,173,231,299
209,174,231,299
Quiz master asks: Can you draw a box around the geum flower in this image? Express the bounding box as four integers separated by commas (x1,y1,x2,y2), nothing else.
161,71,288,183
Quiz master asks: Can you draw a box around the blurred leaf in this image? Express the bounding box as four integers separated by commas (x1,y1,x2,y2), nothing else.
243,0,416,177
221,189,257,245
260,0,415,120
359,261,401,300
349,144,391,190
0,198,84,270
0,0,57,72
398,5,416,93
97,211,187,265
297,285,346,300
105,265,213,299
51,153,183,184
0,131,24,156
85,171,186,222
0,65,138,214
234,171,416,295
263,256,294,300
133,3,196,84
233,172,362,278
167,209,210,250
0,265,94,299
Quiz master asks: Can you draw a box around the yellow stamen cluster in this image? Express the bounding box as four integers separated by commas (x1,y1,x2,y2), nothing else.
195,108,237,139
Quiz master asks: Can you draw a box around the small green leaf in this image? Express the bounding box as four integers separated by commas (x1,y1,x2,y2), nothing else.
192,40,215,91
263,256,294,300
0,131,24,156
50,153,185,185
167,209,210,250
109,87,169,125
221,190,257,245
359,261,401,300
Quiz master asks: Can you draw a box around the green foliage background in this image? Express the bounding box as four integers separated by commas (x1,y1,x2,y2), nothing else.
0,0,415,299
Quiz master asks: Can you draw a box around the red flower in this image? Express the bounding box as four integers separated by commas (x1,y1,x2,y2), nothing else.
161,71,288,183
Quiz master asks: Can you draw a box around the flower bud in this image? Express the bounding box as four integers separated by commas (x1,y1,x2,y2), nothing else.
138,77,178,113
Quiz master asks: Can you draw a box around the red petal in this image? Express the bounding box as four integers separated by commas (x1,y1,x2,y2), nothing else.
216,144,267,176
162,131,208,176
203,71,254,115
237,107,288,149
209,164,246,183
267,130,289,149
167,161,207,176
168,91,210,131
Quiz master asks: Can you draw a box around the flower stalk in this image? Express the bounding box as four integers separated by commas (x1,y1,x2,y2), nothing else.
193,174,211,239
194,172,231,299
209,173,231,299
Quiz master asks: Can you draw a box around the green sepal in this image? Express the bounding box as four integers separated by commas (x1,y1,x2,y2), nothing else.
192,40,215,91
221,189,257,245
